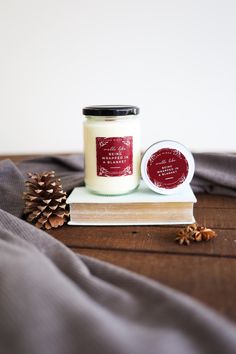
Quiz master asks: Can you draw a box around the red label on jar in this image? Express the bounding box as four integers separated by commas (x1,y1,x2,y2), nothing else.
146,148,189,189
96,137,133,177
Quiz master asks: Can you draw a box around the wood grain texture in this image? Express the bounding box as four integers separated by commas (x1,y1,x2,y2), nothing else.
49,226,236,257
196,193,236,208
0,154,46,162
2,154,236,323
49,194,236,257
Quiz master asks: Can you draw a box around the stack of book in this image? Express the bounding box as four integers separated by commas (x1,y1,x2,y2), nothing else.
66,181,196,226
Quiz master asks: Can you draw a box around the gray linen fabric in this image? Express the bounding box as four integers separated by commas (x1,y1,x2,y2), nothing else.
0,155,236,354
192,153,236,196
17,152,236,197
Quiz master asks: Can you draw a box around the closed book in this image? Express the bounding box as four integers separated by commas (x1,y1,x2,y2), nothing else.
66,181,197,226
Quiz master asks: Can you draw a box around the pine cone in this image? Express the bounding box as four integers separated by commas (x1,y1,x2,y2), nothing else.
23,171,69,230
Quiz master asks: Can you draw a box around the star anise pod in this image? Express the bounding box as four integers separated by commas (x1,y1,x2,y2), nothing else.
193,226,216,242
176,223,217,245
175,229,194,245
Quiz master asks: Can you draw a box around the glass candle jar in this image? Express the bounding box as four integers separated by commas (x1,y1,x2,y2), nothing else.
83,105,141,195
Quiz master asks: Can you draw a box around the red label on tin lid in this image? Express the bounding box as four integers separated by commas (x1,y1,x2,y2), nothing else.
96,136,133,177
146,148,189,189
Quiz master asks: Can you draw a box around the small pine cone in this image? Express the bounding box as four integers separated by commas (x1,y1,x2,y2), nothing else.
23,171,69,230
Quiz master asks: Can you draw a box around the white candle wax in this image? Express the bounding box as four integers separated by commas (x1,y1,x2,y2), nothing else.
83,108,141,195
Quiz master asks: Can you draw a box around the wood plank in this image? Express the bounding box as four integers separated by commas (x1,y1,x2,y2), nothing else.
195,193,236,208
49,226,236,257
194,208,236,229
75,248,236,323
0,155,43,162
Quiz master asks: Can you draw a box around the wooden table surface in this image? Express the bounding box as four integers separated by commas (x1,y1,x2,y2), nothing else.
2,155,236,323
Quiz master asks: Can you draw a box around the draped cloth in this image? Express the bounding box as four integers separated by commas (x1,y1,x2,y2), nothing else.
0,153,235,354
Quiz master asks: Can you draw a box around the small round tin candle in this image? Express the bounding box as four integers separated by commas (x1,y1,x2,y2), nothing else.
141,140,195,194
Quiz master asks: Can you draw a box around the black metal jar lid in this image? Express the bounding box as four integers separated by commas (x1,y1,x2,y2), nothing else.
82,105,140,116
